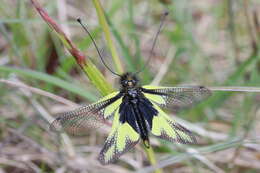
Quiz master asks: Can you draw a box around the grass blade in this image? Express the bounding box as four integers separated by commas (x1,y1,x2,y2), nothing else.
92,0,124,74
0,66,97,101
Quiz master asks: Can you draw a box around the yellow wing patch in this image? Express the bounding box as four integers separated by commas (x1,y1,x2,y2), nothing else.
96,91,122,119
142,85,168,90
142,85,167,105
151,104,196,144
98,109,140,164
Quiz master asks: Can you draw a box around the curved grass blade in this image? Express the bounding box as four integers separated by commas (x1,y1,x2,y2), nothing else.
0,66,97,101
105,13,135,72
137,138,250,173
92,0,124,74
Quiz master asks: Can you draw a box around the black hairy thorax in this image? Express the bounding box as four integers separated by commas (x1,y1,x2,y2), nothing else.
119,72,158,147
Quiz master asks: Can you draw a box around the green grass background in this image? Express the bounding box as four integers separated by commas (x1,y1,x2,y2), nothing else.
0,0,260,173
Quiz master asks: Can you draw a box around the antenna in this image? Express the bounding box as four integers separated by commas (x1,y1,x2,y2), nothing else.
136,11,169,74
77,18,121,76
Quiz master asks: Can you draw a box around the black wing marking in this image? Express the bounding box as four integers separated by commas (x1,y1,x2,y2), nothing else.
141,85,211,112
150,103,197,144
50,92,123,135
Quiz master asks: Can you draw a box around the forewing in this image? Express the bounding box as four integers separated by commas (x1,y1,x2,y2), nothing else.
50,91,122,135
98,109,140,164
151,104,196,144
142,85,211,112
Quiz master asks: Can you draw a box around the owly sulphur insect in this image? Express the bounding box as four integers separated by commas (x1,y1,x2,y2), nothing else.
50,12,211,165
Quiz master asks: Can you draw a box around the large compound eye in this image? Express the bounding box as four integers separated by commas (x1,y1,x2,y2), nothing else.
124,80,128,85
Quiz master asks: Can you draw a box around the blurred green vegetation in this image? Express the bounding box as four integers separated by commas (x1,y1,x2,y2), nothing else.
0,0,260,173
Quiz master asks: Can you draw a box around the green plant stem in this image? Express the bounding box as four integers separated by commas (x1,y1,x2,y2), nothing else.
92,0,123,74
30,0,114,96
105,13,136,72
144,146,163,173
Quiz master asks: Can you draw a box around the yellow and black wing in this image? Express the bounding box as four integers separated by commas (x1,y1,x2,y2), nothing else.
142,85,211,112
141,85,211,144
50,91,123,135
150,104,196,144
98,108,140,164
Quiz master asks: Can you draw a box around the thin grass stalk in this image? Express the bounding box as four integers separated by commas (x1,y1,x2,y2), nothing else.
208,86,260,92
144,147,163,173
92,0,124,74
105,12,136,72
227,0,241,64
137,138,248,173
0,66,97,101
11,77,76,158
0,79,77,107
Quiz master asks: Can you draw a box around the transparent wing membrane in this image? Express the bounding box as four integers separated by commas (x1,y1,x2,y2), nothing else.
50,105,104,135
50,92,122,135
142,85,211,112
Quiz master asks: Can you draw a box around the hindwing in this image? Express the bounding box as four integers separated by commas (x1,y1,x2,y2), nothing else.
150,104,196,144
98,108,140,164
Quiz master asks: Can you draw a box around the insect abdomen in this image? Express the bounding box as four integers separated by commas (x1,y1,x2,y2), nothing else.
132,103,150,147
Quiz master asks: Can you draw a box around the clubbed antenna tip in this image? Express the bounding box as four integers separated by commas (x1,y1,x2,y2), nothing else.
76,18,81,23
